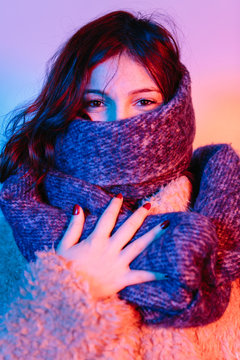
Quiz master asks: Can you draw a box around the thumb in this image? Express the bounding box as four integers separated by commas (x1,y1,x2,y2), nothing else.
57,204,85,252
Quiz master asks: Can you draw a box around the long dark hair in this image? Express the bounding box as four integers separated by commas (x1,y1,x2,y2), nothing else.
0,10,184,192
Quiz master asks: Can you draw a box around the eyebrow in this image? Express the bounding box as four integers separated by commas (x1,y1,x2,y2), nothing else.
84,88,161,96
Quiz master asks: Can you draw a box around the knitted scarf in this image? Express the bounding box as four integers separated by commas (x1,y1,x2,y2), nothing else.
38,67,232,328
4,66,237,327
44,66,195,254
49,66,195,211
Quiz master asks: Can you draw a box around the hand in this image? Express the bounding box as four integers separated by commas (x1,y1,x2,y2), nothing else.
56,195,169,299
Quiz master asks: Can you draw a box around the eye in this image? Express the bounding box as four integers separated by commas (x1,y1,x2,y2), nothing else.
85,99,104,108
136,99,156,106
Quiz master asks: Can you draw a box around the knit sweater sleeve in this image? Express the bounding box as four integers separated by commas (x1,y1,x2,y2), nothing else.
0,250,141,360
119,144,240,327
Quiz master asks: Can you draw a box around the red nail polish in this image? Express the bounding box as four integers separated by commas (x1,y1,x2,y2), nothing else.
160,220,170,229
116,193,123,199
73,204,80,215
143,202,151,210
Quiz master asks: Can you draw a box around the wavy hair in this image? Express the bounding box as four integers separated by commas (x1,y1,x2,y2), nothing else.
0,10,184,192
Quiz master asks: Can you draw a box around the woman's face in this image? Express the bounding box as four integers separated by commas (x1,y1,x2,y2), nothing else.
83,53,163,122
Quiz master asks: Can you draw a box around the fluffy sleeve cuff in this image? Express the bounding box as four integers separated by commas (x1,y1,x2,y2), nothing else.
0,250,141,359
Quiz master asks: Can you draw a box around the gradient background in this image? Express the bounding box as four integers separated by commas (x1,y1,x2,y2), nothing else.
0,0,239,316
0,0,239,152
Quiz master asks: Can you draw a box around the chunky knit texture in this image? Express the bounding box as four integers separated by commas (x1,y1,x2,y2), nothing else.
1,205,240,359
53,67,195,198
0,66,239,328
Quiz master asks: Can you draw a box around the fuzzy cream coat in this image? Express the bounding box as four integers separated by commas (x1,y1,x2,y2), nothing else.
1,176,240,359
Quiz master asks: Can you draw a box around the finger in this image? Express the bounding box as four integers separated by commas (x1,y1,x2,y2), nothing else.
91,194,123,238
57,205,85,252
120,222,168,264
120,270,168,288
110,203,152,253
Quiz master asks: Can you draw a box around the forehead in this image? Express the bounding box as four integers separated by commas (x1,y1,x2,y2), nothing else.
86,53,157,91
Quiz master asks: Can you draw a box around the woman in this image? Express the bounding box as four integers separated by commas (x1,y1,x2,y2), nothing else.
0,10,240,359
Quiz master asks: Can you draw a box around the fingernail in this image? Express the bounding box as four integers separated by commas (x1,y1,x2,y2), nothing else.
73,204,80,215
116,193,123,199
143,202,151,210
154,273,169,280
160,220,170,229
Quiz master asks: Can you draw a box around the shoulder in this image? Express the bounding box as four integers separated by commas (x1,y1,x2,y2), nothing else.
189,144,240,209
0,164,33,201
190,143,240,180
192,143,239,167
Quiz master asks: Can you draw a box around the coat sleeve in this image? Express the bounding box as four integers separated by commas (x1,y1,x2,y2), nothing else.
119,144,240,327
0,250,141,360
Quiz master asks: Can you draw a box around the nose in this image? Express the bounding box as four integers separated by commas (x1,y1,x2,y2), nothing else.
109,102,130,121
116,106,129,121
